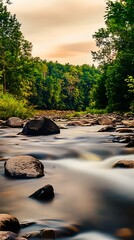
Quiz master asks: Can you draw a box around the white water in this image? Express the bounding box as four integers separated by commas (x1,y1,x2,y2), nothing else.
0,126,134,239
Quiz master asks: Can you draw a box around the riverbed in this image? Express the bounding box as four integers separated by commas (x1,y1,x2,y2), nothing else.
0,125,134,239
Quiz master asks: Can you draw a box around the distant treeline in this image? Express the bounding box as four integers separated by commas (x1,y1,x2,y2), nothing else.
0,0,133,113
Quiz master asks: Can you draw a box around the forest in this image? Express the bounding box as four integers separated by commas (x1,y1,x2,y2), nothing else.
0,0,134,119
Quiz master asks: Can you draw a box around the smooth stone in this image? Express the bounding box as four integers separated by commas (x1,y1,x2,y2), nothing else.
29,184,54,201
0,214,20,233
121,120,134,127
113,160,134,168
21,117,60,136
97,116,113,125
0,231,17,240
5,117,24,128
116,128,134,133
115,227,134,238
98,126,115,132
67,121,83,126
41,229,56,239
4,155,44,178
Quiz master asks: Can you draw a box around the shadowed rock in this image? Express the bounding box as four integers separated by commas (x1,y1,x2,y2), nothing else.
0,214,20,233
98,126,115,132
21,117,60,136
4,155,44,178
29,184,54,201
125,140,134,148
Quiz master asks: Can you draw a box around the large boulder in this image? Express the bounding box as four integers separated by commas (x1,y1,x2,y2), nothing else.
5,117,24,128
21,117,60,136
4,155,44,178
0,214,20,233
29,184,54,201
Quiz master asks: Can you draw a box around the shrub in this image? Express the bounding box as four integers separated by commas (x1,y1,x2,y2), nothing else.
0,92,34,120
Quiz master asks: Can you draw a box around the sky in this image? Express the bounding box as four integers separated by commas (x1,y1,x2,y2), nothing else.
8,0,106,66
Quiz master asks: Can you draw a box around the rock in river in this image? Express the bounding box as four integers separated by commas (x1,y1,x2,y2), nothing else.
5,117,24,128
4,155,44,178
0,214,20,233
21,117,60,136
29,184,54,201
113,160,134,168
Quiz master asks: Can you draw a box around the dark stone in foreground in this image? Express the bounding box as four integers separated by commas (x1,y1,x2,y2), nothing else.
5,117,24,128
0,214,20,233
29,184,54,201
21,117,60,136
113,160,134,168
5,155,44,178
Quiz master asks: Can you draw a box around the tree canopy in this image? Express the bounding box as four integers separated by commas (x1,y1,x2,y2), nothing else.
91,0,134,112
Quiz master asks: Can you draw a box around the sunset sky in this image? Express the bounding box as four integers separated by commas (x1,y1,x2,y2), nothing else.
8,0,106,65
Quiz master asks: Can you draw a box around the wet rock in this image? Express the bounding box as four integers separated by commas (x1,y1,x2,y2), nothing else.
121,120,134,127
4,155,44,178
125,140,134,148
67,121,83,126
0,231,17,240
113,160,134,168
115,227,134,239
21,117,60,136
112,135,134,143
41,229,56,239
97,116,113,125
0,214,20,233
5,117,24,128
40,223,80,239
0,120,5,126
98,126,115,132
29,184,54,201
116,128,134,133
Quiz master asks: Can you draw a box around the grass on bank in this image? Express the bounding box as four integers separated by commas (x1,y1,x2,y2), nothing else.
0,92,34,120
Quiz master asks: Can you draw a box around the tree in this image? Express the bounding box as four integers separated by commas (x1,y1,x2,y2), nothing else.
91,0,134,112
0,1,32,96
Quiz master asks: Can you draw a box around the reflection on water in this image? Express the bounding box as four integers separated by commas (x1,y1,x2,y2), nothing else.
0,126,134,239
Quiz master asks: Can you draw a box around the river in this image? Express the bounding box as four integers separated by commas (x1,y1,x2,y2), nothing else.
0,125,134,239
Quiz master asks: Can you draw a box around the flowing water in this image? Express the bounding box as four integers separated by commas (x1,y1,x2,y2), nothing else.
0,126,134,239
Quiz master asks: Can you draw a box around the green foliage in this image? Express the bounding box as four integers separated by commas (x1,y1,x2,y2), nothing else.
91,0,134,112
0,92,34,119
0,1,33,96
86,108,108,114
28,61,100,111
0,1,101,113
125,76,134,93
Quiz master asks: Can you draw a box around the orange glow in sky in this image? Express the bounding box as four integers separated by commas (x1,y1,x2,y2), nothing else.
8,0,106,65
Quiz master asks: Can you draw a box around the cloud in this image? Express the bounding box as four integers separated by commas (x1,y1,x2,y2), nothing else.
9,1,105,36
8,0,105,65
46,41,97,58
